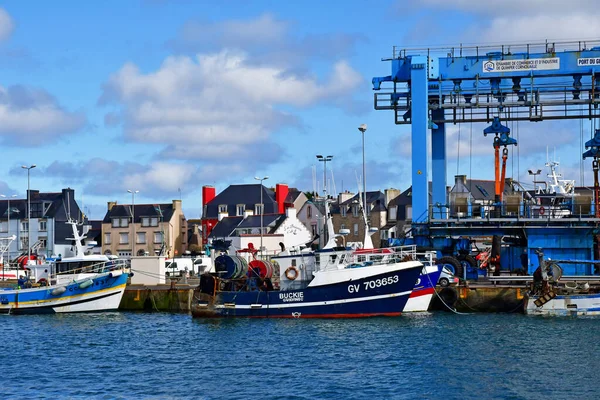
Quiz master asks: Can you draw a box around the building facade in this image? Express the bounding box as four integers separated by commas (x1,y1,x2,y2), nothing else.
101,199,187,257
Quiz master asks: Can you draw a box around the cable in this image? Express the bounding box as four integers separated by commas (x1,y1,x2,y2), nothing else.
456,123,461,176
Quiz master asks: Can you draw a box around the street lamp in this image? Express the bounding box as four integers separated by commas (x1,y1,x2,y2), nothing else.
254,176,269,257
21,165,36,265
316,155,333,195
528,169,542,193
1,194,18,261
128,189,139,256
358,124,368,217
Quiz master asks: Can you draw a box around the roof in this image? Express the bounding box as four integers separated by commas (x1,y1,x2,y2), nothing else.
284,188,303,204
208,216,244,238
237,214,282,229
103,203,176,223
331,191,386,214
204,184,278,218
452,179,517,201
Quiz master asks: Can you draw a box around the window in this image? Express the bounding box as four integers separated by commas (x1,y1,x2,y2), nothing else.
118,251,131,257
141,217,150,227
353,223,359,235
389,206,397,221
352,205,359,217
119,233,129,244
154,232,163,244
113,218,129,228
137,232,146,244
39,220,47,231
30,202,43,218
104,232,111,245
104,250,112,255
341,207,347,217
20,237,28,250
21,221,28,232
311,224,317,236
150,217,158,226
236,204,245,216
255,204,264,215
218,204,227,213
38,237,47,249
0,221,7,232
307,206,312,218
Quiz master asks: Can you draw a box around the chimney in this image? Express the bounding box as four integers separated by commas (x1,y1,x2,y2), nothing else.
275,183,288,214
455,175,467,186
107,201,117,211
202,185,216,206
285,207,297,219
384,188,400,206
338,191,354,205
172,199,181,211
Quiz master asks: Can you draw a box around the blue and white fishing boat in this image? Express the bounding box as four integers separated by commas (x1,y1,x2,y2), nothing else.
0,221,130,315
192,195,425,318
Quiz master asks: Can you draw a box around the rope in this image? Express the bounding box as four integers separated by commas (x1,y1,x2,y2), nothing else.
423,270,470,315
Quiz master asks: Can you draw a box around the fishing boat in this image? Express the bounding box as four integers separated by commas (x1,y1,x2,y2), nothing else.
524,249,600,316
192,194,425,318
192,244,423,318
0,221,130,315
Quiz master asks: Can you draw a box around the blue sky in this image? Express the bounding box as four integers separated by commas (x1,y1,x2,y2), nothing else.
0,0,599,219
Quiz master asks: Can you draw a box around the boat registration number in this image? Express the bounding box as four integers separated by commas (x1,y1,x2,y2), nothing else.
348,275,399,293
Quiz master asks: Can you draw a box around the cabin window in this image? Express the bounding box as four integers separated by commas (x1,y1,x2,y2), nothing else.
236,204,245,216
292,259,297,267
119,233,129,244
137,232,146,244
104,233,111,245
39,220,47,231
154,232,163,244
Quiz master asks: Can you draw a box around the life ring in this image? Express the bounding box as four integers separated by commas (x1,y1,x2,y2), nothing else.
539,206,545,216
285,266,299,281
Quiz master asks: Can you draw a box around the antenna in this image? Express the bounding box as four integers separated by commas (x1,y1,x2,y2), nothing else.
312,165,317,196
330,167,337,196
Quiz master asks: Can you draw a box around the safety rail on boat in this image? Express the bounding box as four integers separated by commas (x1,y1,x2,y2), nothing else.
54,258,130,275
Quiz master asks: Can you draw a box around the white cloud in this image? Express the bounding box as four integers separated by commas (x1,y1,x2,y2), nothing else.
0,8,14,41
99,50,362,159
0,85,87,145
121,162,196,193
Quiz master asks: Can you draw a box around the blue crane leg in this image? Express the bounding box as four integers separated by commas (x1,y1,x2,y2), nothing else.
431,108,447,219
411,56,429,222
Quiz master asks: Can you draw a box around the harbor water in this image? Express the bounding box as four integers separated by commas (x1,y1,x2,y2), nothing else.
2,312,600,399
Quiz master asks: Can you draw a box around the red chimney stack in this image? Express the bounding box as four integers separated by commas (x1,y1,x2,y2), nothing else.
275,183,288,214
201,185,217,245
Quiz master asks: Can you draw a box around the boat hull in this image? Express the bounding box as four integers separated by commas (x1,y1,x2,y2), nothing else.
525,292,600,316
192,264,422,318
0,272,128,315
403,266,442,312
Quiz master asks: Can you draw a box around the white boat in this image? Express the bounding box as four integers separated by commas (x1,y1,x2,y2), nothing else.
0,221,130,315
524,249,600,316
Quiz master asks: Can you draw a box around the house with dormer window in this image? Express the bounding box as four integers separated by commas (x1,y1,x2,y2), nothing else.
0,188,88,264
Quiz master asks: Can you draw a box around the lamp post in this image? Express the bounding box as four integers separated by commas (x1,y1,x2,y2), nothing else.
528,169,542,194
316,155,333,195
1,194,18,261
358,124,368,216
21,165,36,265
254,176,269,257
128,189,139,256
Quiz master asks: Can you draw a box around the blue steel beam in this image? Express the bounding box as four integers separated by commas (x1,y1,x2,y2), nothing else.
431,108,446,218
410,56,429,222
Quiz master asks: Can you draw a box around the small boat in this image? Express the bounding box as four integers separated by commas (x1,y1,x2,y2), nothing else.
0,221,131,315
524,249,600,316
